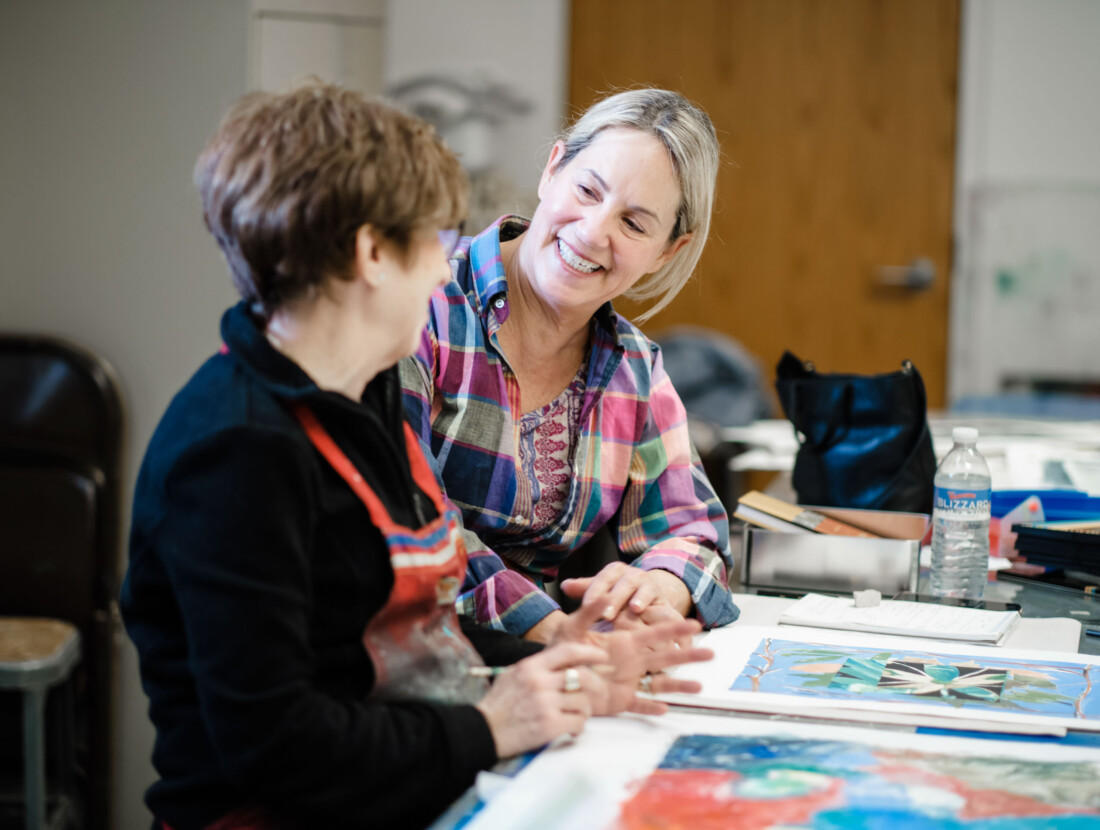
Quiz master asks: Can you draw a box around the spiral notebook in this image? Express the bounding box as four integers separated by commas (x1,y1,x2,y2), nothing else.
778,593,1021,645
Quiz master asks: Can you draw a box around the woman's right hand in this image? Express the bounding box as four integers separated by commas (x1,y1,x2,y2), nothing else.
550,601,713,716
474,642,609,759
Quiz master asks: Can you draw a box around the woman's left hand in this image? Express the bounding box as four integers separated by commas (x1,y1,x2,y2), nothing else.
561,563,694,644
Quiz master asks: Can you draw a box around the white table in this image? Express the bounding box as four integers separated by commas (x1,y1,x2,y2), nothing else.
433,594,1088,829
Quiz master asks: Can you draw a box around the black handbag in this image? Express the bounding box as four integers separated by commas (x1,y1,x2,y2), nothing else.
774,351,935,514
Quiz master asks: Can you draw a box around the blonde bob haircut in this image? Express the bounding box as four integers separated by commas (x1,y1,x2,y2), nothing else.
555,88,719,322
195,81,467,318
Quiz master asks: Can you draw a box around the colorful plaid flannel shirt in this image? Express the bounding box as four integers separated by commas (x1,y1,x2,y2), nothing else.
400,217,739,636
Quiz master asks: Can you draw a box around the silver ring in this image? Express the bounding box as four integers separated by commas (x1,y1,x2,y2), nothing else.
562,667,581,693
638,673,654,694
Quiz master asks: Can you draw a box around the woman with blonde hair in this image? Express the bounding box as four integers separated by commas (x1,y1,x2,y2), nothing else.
402,88,740,644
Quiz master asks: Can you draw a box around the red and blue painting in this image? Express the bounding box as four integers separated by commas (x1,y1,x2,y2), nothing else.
617,733,1100,829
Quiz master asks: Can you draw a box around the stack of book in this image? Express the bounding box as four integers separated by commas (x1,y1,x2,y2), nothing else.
733,491,879,538
1011,519,1100,575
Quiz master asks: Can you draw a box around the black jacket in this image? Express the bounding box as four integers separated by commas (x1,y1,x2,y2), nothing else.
121,302,538,829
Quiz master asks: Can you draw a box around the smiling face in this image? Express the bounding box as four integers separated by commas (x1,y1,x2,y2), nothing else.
519,128,691,319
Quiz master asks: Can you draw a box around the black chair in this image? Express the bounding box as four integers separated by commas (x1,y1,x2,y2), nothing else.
0,335,124,830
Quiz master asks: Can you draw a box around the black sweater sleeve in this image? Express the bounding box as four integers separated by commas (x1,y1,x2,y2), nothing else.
461,615,544,665
145,428,497,828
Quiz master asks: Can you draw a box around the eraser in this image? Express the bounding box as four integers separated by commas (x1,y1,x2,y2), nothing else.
853,589,881,608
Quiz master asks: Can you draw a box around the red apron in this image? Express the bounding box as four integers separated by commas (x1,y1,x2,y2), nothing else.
291,403,489,703
162,402,489,830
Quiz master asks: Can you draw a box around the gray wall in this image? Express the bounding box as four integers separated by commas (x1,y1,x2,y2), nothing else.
0,3,247,828
385,0,569,201
0,2,566,828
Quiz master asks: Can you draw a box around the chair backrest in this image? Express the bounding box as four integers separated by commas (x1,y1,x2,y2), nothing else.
0,334,123,622
0,334,123,471
0,333,124,830
656,325,775,428
0,460,104,624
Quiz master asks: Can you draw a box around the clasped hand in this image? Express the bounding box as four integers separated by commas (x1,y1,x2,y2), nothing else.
571,563,691,626
527,563,694,648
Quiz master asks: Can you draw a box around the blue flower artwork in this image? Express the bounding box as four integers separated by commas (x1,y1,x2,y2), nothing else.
729,638,1100,721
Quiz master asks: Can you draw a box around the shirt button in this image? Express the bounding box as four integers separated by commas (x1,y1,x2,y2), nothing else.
493,297,505,309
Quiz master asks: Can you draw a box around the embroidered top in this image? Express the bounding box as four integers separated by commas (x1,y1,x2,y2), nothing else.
400,216,740,636
520,359,587,532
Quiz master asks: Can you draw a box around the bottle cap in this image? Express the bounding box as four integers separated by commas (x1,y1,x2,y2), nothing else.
952,426,978,443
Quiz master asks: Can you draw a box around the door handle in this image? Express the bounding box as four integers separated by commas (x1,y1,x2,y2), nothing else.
876,257,935,291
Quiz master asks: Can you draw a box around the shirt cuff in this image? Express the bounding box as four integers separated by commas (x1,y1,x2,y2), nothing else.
461,570,562,637
636,550,740,628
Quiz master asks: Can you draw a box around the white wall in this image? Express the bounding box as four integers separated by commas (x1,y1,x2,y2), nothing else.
950,0,1100,401
956,0,1100,186
384,0,570,214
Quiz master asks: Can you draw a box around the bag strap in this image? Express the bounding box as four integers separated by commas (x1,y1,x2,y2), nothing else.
776,350,813,380
903,359,926,413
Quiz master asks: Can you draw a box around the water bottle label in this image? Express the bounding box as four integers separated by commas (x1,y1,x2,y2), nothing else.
934,485,992,519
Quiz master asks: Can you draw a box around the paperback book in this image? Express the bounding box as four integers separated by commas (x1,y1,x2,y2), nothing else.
735,491,879,538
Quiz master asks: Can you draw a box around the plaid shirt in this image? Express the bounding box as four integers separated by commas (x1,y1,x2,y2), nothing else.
400,217,739,636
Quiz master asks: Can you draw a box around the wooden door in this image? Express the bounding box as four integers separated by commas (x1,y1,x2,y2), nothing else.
570,0,959,407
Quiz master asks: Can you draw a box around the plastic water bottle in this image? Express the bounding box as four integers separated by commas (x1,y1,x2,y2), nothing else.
930,427,992,599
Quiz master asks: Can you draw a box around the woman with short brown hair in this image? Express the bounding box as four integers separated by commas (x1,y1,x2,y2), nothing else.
121,82,708,830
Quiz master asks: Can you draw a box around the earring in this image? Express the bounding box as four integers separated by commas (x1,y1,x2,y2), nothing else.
377,272,387,283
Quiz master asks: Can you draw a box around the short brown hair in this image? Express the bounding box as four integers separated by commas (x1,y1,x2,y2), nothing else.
195,81,468,315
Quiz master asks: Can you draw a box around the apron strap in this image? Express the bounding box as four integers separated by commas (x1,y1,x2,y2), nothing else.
290,403,400,535
402,422,450,517
290,404,453,532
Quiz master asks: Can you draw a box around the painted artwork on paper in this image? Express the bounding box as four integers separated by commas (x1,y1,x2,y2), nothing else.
617,734,1100,830
730,638,1100,721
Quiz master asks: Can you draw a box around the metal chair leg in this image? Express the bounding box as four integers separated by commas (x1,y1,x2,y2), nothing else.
22,687,46,830
57,679,79,828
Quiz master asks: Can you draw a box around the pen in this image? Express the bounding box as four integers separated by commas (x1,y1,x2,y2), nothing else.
1085,627,1100,638
468,664,615,678
468,666,508,678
